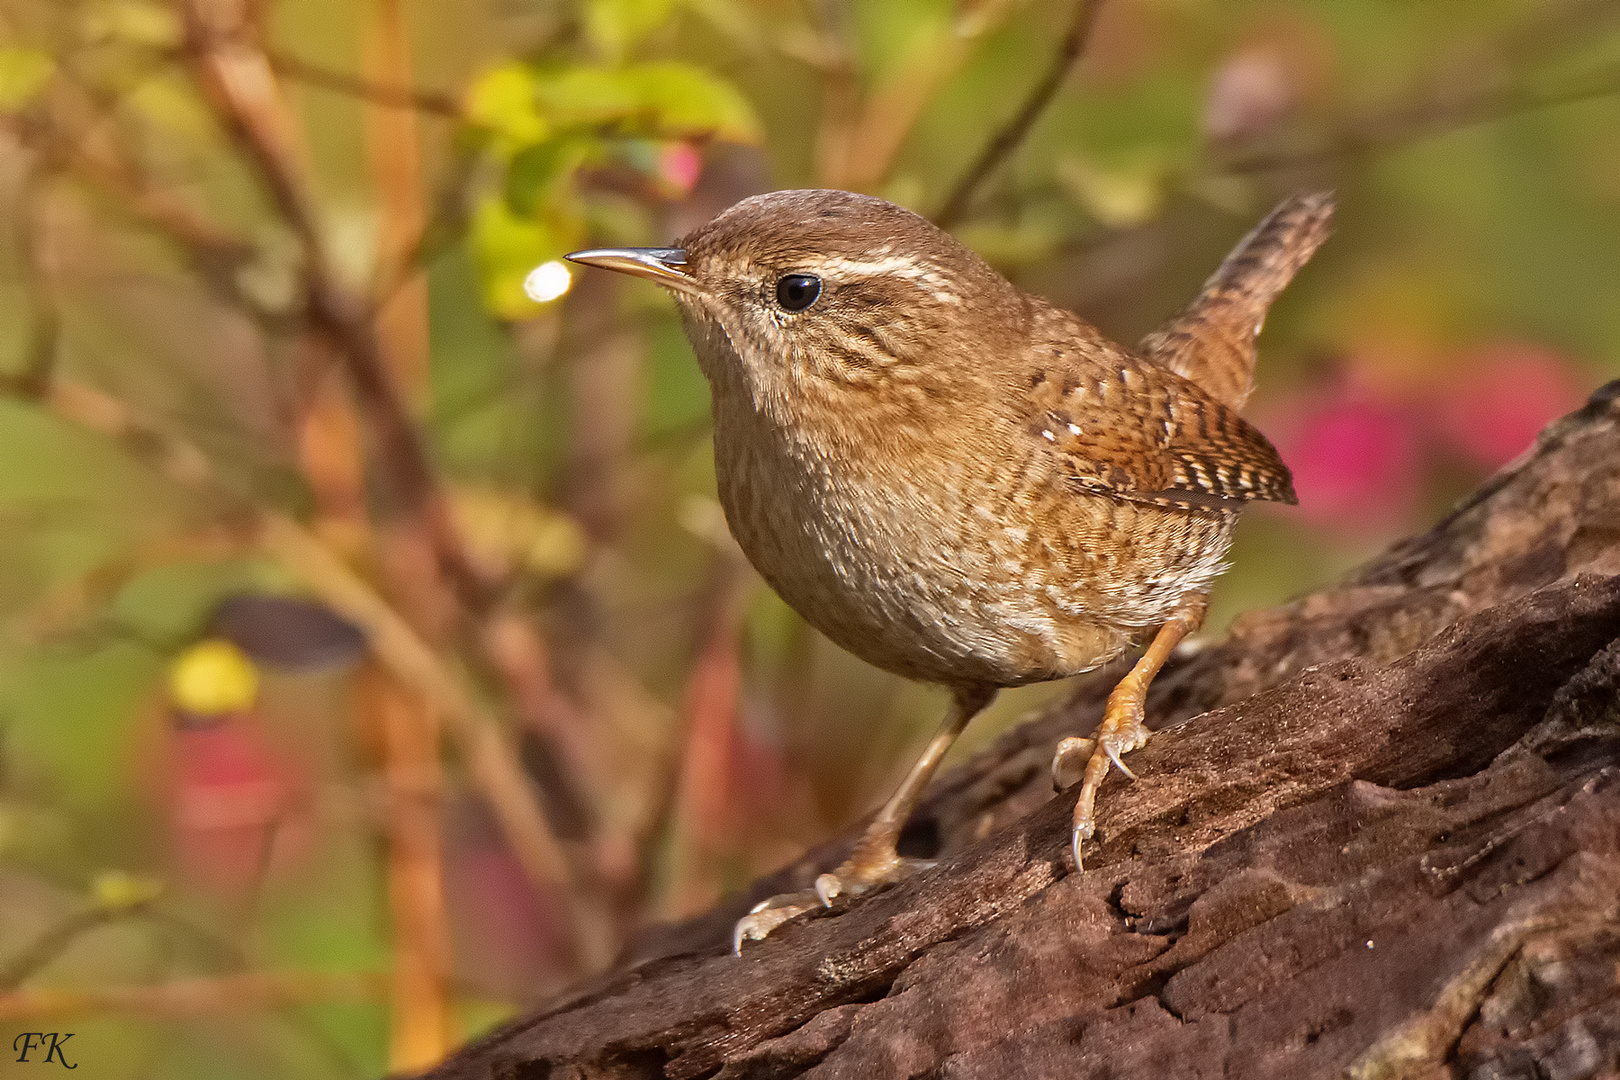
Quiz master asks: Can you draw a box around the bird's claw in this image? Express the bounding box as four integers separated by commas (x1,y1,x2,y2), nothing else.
814,853,934,907
732,890,822,955
1071,821,1091,873
1105,742,1138,780
814,871,842,907
732,853,935,952
1051,735,1094,791
1055,703,1151,872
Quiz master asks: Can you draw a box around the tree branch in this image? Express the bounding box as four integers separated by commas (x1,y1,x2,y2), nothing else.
0,971,386,1022
0,909,123,993
267,48,460,116
934,0,1105,229
179,0,492,610
258,513,613,968
4,368,605,970
1213,58,1620,177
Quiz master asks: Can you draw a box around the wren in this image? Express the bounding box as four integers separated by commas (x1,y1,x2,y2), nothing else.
568,189,1332,950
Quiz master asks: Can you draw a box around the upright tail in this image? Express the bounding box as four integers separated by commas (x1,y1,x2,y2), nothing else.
1139,191,1335,411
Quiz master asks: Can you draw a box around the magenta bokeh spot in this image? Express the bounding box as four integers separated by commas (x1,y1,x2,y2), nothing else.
1433,345,1584,469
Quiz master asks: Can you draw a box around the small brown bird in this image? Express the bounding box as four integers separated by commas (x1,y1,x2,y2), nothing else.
568,189,1332,950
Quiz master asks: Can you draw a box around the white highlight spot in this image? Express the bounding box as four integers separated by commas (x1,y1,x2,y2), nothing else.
1041,430,1057,442
523,260,573,303
1067,423,1082,435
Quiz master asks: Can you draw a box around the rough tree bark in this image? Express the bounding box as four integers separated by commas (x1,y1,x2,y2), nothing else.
426,379,1620,1080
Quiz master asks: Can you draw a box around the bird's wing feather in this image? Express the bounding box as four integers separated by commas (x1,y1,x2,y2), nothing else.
1139,191,1334,411
1025,350,1296,511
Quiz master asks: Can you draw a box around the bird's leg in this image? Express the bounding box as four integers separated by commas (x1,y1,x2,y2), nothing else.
733,685,996,953
1054,594,1207,871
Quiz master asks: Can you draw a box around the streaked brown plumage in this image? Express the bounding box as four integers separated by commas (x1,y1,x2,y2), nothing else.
567,188,1333,950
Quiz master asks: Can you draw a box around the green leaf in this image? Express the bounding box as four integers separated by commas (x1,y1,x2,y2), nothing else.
505,135,595,217
78,0,182,48
534,62,761,144
465,62,549,154
0,47,53,111
126,73,217,144
583,0,677,61
470,196,566,320
92,869,165,912
1054,150,1172,229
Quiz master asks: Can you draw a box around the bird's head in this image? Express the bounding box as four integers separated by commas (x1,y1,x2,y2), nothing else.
567,190,1024,414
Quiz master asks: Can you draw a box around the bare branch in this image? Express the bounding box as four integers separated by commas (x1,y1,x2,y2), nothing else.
934,0,1105,229
268,48,461,116
9,163,61,398
0,970,386,1022
3,367,606,970
1213,59,1620,177
0,908,123,993
180,0,490,607
0,112,257,299
259,514,616,972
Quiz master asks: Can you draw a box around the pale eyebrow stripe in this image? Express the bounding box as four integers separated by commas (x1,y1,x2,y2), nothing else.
813,255,935,278
809,256,963,304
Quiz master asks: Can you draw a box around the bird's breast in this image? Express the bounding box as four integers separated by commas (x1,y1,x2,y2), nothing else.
707,394,1230,687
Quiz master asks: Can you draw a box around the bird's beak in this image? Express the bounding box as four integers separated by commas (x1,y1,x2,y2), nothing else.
564,247,703,296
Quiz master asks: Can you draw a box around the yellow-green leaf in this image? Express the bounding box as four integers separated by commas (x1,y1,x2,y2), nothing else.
471,196,564,320
450,487,588,580
169,638,259,716
584,0,677,61
0,47,53,112
535,62,761,144
127,74,217,143
92,869,164,912
506,135,596,217
1055,152,1168,229
465,62,549,154
79,0,182,47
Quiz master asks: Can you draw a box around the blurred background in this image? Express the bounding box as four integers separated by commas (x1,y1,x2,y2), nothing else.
0,0,1616,1075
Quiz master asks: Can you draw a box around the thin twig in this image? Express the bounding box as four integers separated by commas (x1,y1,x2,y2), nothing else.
651,547,752,919
0,112,256,297
259,513,614,971
10,164,61,397
176,6,620,972
0,971,386,1021
180,0,491,610
373,147,476,305
1213,59,1620,177
5,369,600,967
834,0,1023,192
808,0,861,187
359,5,453,1062
0,908,123,992
934,0,1105,228
268,49,460,116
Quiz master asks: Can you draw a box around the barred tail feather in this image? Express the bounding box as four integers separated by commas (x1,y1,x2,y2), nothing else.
1139,191,1335,411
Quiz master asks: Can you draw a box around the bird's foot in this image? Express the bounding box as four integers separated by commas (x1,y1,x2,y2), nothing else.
813,850,935,906
732,889,824,953
1053,698,1151,870
1051,735,1095,792
732,840,932,953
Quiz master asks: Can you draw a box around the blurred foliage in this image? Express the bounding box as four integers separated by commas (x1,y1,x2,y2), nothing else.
0,0,1617,1076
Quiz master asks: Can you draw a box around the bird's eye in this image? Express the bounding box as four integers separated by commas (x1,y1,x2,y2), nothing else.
775,274,821,312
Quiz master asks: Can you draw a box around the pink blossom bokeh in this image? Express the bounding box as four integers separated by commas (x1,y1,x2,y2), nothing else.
1262,343,1586,536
